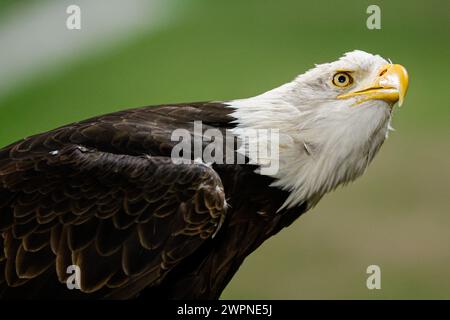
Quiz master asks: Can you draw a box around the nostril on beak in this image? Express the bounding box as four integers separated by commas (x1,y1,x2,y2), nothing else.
379,67,388,77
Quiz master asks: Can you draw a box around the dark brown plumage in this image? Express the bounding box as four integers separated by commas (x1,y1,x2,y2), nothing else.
0,102,306,299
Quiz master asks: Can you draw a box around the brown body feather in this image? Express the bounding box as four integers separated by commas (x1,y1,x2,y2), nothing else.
0,102,306,299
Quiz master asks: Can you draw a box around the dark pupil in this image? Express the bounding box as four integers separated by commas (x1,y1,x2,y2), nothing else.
338,75,347,83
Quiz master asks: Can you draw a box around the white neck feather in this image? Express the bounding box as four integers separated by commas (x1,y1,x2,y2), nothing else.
228,82,392,210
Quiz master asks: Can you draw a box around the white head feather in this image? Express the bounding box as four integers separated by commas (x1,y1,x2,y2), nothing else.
229,50,401,210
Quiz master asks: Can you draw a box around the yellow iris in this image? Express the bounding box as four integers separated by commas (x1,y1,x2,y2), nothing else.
332,72,353,87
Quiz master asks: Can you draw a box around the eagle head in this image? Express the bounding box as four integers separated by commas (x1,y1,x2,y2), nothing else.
294,50,408,108
230,50,409,210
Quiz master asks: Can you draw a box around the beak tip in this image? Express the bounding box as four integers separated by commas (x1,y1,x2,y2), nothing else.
398,94,405,107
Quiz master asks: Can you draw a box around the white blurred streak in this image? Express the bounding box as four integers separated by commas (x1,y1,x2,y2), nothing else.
0,0,174,98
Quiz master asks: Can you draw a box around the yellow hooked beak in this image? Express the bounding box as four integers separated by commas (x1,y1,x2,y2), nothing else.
337,64,409,106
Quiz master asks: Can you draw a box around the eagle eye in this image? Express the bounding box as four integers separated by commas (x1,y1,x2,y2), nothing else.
332,72,353,87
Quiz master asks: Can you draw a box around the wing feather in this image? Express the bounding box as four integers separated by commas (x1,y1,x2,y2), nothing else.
0,102,232,298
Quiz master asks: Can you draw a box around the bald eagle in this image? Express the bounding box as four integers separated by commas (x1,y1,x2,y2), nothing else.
0,50,408,299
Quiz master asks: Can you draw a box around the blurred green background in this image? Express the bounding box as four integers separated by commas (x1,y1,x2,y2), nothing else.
0,0,449,299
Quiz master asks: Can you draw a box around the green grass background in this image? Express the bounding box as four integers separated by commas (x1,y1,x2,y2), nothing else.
0,0,449,299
